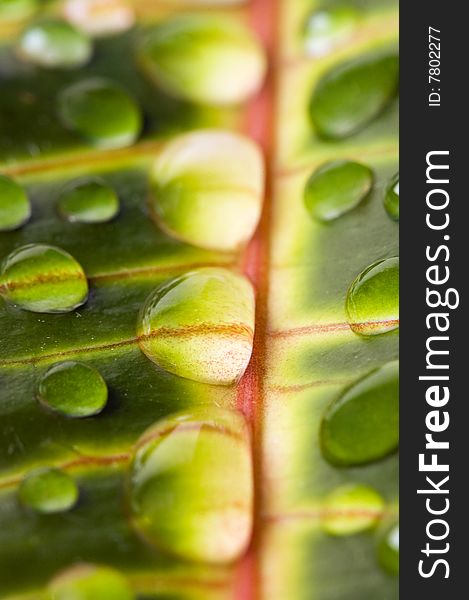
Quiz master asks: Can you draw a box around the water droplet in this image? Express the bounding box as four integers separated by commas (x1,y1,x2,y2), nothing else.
384,172,399,221
128,407,253,563
19,467,78,513
321,361,399,466
137,15,266,105
37,361,108,418
58,78,142,149
304,6,359,57
137,267,255,385
0,243,88,313
149,130,264,251
0,175,31,231
310,53,399,139
346,257,399,335
304,160,373,222
49,564,134,600
17,19,92,69
321,484,384,536
64,0,135,36
377,519,399,575
58,178,119,223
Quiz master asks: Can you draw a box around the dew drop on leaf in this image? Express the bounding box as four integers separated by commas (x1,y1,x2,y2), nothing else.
58,78,142,149
137,267,255,385
321,484,385,536
0,243,88,313
345,257,399,335
37,361,108,417
48,564,134,600
58,178,119,223
304,6,359,57
321,361,399,466
384,172,399,221
0,175,31,231
19,467,78,513
128,407,253,563
377,519,399,575
304,160,373,222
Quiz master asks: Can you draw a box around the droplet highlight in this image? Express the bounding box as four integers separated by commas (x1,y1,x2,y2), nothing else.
137,267,255,385
128,407,253,563
384,172,399,220
377,519,399,575
304,160,373,222
19,467,78,513
304,6,359,57
310,53,399,139
58,178,119,223
0,243,88,314
149,130,264,251
58,78,142,149
321,484,385,536
17,19,92,69
49,564,134,600
345,257,399,335
0,175,31,231
321,361,399,466
37,361,108,418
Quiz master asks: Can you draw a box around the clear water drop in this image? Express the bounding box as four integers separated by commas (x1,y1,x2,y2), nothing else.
0,174,31,231
37,361,108,418
304,6,359,57
0,243,88,313
48,564,134,600
321,361,399,466
58,77,142,149
304,160,373,222
58,178,119,223
377,519,399,575
384,172,399,220
19,467,78,513
345,257,399,335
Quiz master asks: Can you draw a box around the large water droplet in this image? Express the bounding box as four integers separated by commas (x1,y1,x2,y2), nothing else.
384,172,399,221
310,53,399,139
19,467,78,513
345,257,399,335
0,243,88,314
0,175,31,231
49,564,134,600
304,6,359,57
137,15,266,105
377,519,399,575
321,484,384,536
137,267,255,386
37,361,108,418
149,130,264,252
321,361,399,466
304,160,373,222
17,19,92,69
128,407,253,564
58,78,142,149
58,178,119,223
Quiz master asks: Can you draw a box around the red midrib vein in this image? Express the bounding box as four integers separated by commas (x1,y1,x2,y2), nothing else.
235,1,278,599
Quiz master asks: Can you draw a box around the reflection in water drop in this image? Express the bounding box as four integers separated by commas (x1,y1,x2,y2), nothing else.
58,178,119,223
384,172,399,220
19,467,78,513
304,6,359,57
0,175,31,231
48,564,134,600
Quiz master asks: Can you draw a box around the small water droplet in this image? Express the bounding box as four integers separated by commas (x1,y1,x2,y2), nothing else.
377,519,399,575
384,172,399,221
49,564,134,600
345,257,399,335
304,160,373,222
0,243,88,313
310,53,399,139
18,467,78,513
128,407,253,563
17,19,92,69
304,6,359,57
58,78,142,149
137,267,255,385
321,484,384,536
37,361,108,417
321,361,399,466
0,175,31,231
58,178,119,223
